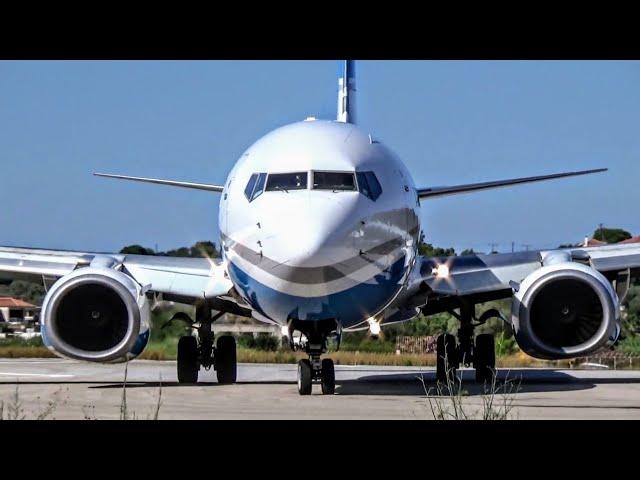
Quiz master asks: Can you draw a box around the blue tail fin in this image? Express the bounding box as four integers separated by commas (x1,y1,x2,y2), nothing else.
337,60,356,124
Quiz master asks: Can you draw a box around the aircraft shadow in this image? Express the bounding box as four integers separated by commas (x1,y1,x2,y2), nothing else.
88,381,294,389
2,369,640,397
334,369,640,397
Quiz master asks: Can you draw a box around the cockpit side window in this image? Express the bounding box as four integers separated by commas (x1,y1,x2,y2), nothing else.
356,171,382,201
265,172,308,192
312,171,356,191
245,172,267,202
244,174,258,201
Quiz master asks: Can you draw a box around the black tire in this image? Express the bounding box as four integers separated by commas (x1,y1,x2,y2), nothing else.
297,359,313,395
320,358,335,395
216,335,237,384
177,336,199,383
436,334,458,385
474,334,496,383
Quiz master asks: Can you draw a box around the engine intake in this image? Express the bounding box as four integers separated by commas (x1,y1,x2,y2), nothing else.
41,267,150,362
512,262,620,359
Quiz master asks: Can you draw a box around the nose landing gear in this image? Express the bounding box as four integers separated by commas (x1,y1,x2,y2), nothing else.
297,356,335,395
290,319,339,395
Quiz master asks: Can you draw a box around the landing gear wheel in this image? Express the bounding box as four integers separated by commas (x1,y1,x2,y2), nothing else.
297,359,313,395
320,358,335,395
216,335,237,384
436,334,458,385
474,334,496,384
177,336,199,383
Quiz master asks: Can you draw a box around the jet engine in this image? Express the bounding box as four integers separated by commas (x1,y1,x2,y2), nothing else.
511,262,620,359
40,267,151,363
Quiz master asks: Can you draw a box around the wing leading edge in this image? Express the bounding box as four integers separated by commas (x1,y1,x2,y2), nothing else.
403,243,640,304
417,168,607,199
0,246,233,302
94,173,224,193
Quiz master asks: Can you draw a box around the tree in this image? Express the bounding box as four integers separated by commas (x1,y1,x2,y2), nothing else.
120,241,221,259
191,241,219,258
0,281,46,306
120,245,156,255
418,232,456,257
593,227,632,244
163,241,220,258
163,247,191,257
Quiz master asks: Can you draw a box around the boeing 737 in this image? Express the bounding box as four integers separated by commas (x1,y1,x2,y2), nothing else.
1,61,638,395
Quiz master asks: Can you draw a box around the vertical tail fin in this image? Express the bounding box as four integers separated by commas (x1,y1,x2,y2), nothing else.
337,60,356,124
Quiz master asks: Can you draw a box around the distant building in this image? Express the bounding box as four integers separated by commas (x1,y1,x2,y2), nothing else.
619,236,640,244
581,235,640,248
0,297,40,338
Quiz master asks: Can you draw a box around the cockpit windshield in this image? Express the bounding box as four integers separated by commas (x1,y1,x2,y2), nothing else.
265,172,308,191
312,171,356,191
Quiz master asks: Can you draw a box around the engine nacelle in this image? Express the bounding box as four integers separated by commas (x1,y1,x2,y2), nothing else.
512,262,620,359
41,267,151,363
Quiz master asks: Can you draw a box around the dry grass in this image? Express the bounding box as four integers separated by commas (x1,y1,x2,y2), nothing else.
420,369,521,420
237,349,439,366
496,351,573,368
0,343,587,369
0,346,56,358
0,383,68,420
332,351,437,366
139,348,170,361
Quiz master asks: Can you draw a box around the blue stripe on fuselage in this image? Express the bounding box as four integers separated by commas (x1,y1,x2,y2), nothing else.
227,255,407,328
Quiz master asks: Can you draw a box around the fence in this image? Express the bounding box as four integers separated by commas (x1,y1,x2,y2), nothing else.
570,351,640,370
396,336,437,354
395,335,640,369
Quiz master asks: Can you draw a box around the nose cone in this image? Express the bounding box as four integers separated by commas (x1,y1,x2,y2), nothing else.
281,219,338,267
266,193,359,269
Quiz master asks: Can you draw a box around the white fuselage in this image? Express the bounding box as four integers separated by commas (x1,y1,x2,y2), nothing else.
219,120,420,329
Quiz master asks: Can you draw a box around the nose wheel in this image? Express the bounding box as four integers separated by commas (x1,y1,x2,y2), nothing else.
297,357,335,395
287,318,340,395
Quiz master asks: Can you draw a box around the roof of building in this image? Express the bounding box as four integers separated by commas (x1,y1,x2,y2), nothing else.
619,235,640,244
584,238,608,247
0,297,37,308
578,234,640,247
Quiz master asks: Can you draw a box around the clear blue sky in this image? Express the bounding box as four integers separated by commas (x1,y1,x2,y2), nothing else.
1,60,639,254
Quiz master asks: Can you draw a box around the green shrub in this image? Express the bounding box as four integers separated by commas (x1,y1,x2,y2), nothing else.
236,333,280,351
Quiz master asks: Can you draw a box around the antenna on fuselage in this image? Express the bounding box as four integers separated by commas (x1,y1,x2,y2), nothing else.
337,60,356,124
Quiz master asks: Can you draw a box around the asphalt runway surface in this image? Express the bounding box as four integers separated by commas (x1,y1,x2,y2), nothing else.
1,359,640,419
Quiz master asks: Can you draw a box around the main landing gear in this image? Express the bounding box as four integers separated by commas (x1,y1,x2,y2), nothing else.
174,302,237,385
289,319,339,395
435,301,500,385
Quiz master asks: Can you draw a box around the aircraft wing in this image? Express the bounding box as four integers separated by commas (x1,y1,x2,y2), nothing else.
392,243,640,318
0,246,234,302
417,168,607,199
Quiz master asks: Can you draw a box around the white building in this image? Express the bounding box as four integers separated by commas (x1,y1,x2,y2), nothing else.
0,297,40,338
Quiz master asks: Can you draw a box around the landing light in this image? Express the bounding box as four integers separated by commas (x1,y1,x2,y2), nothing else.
367,317,381,336
432,264,450,278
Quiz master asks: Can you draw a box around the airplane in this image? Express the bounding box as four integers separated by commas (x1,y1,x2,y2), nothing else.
1,60,638,395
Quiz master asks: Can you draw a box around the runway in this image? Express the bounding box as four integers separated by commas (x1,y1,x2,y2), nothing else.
1,359,640,419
